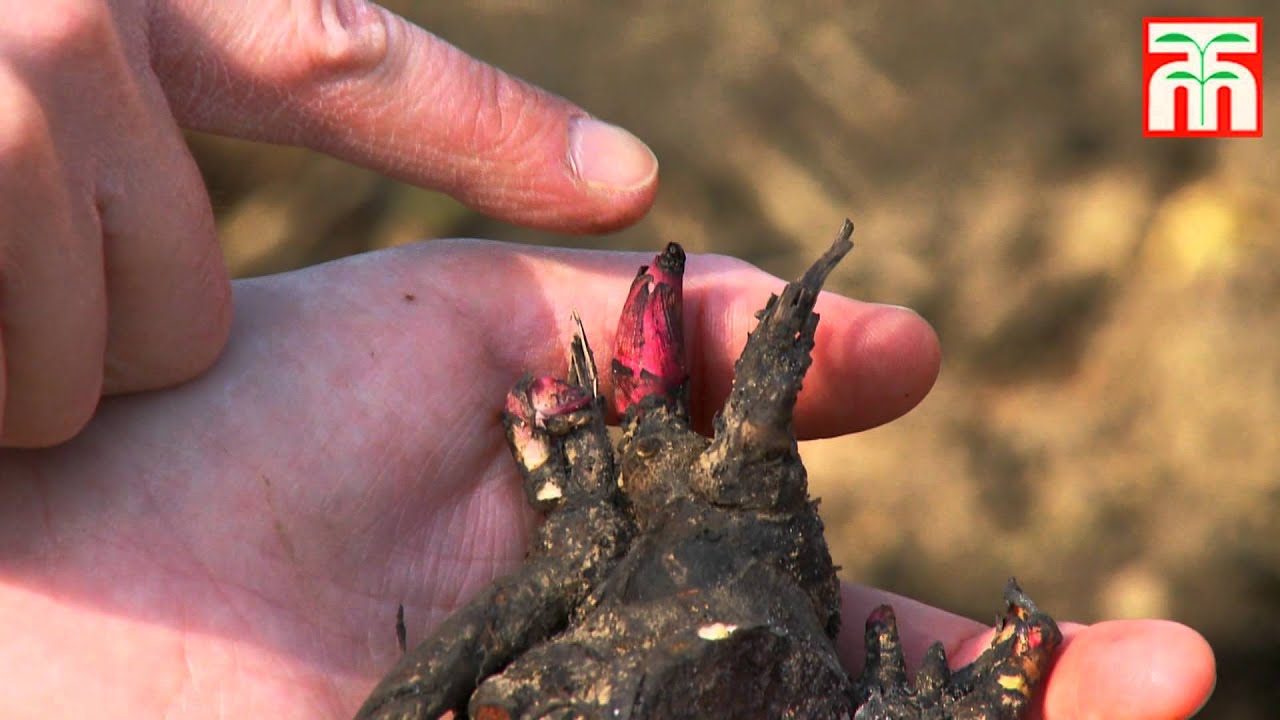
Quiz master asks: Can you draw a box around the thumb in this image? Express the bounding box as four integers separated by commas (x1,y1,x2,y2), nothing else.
148,1,657,232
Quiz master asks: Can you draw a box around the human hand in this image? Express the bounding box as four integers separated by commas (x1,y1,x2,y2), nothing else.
0,242,1212,718
0,1,657,447
838,587,1214,720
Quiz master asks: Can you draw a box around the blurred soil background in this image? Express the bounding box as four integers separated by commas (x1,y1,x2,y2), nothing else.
189,3,1278,716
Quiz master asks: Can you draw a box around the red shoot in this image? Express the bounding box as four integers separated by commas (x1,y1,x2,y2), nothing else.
611,243,688,417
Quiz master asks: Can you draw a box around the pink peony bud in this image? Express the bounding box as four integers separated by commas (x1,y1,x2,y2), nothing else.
503,376,593,475
611,243,688,416
506,376,593,431
526,376,593,429
504,386,552,474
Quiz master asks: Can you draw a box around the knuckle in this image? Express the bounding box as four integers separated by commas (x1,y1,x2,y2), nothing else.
456,62,536,158
101,190,231,391
167,164,233,373
432,53,555,195
281,0,391,84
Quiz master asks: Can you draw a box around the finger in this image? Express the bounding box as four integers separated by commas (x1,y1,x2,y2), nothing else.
148,2,658,233
837,582,1216,720
422,241,939,439
89,48,232,394
0,69,107,447
683,254,940,438
3,4,231,402
835,582,993,673
1034,620,1215,720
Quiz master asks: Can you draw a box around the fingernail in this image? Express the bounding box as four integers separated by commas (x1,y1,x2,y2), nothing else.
568,117,658,192
880,303,924,317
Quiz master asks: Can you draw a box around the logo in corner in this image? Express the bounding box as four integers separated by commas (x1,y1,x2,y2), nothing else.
1144,17,1263,137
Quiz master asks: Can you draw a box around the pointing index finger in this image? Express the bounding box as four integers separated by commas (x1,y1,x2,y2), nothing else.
148,1,658,233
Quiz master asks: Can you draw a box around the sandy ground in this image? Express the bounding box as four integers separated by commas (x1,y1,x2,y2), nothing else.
193,3,1279,716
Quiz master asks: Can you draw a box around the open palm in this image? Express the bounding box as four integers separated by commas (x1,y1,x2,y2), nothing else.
0,240,1213,719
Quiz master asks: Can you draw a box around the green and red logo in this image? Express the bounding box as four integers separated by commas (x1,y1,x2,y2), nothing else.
1143,17,1263,137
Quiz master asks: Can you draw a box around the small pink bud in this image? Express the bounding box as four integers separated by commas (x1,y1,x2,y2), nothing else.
526,376,593,428
612,243,688,416
866,605,896,627
502,376,593,474
504,387,552,473
1024,625,1047,651
506,375,593,434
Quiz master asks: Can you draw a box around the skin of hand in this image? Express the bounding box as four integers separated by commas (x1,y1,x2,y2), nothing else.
0,0,657,447
0,242,1215,718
